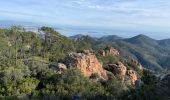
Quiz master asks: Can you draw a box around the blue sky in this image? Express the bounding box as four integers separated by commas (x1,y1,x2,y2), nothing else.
1,0,170,39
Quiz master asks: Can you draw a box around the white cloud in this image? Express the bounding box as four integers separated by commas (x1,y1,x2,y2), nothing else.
1,0,170,35
69,0,170,18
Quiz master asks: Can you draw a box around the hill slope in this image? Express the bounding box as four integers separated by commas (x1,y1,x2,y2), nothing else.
71,34,170,72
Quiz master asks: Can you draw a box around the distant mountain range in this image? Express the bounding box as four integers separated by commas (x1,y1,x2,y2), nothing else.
70,34,170,72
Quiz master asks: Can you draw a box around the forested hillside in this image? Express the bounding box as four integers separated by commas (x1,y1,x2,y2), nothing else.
0,27,162,100
70,34,170,72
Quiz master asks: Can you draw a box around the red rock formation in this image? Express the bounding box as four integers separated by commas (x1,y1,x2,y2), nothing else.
126,70,138,85
99,47,119,57
105,47,119,56
109,62,138,85
108,62,127,81
64,50,108,80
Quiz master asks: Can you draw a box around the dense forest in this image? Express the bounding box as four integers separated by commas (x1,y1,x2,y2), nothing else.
0,26,163,100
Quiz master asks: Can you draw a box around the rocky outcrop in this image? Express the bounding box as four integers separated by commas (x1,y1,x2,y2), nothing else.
51,63,67,74
130,58,143,70
126,70,137,85
108,62,127,81
109,62,138,85
98,47,119,57
63,50,108,80
57,63,67,70
124,57,143,70
98,50,106,56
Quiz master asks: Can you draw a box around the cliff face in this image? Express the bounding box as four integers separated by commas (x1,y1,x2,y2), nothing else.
64,50,108,80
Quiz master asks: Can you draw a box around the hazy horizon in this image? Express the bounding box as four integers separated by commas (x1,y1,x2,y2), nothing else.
1,23,170,40
1,0,170,39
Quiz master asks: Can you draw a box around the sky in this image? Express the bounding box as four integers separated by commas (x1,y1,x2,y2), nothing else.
0,0,170,39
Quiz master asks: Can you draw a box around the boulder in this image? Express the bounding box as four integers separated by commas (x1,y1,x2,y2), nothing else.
99,47,119,57
108,62,138,85
126,70,138,85
105,47,119,56
57,63,67,70
108,62,127,81
64,50,108,80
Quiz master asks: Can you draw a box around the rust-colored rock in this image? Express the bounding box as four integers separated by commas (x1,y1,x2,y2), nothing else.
108,62,138,85
126,70,138,85
99,47,119,57
64,50,108,80
108,62,127,81
105,47,119,56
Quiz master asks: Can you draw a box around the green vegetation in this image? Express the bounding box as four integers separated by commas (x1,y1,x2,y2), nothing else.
0,26,163,100
0,26,79,99
39,68,106,99
121,70,161,100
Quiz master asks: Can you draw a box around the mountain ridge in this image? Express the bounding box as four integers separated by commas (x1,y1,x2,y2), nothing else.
70,34,170,42
70,34,170,72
